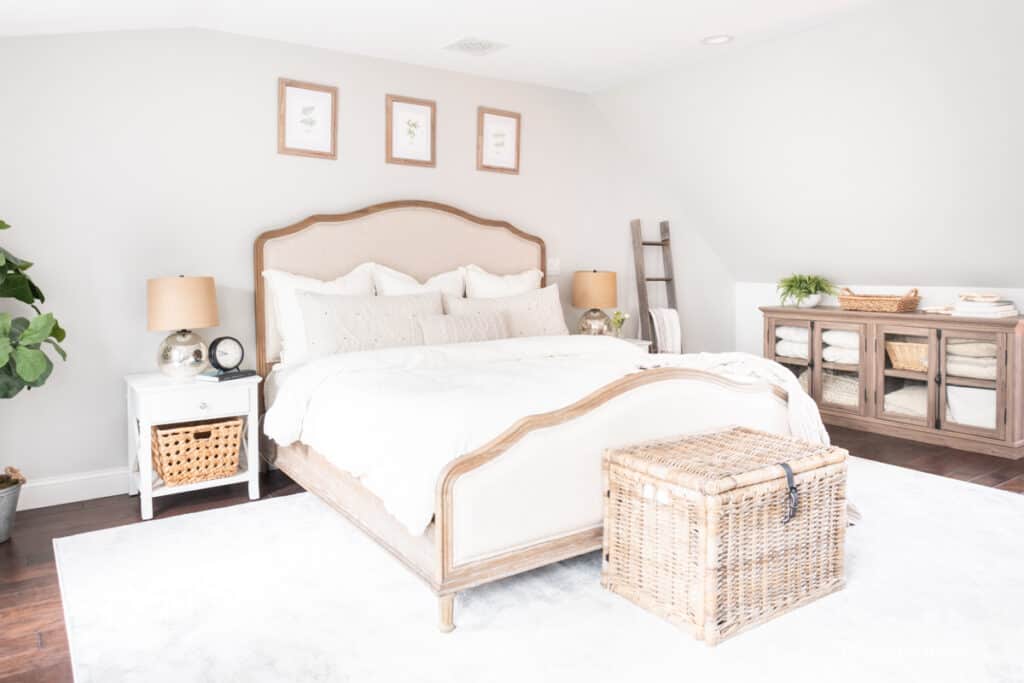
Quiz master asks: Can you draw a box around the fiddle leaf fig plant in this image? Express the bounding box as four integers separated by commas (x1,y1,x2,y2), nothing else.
0,220,66,399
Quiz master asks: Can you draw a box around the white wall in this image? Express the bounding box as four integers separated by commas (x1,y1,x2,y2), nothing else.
593,0,1024,287
735,282,1024,354
0,28,729,507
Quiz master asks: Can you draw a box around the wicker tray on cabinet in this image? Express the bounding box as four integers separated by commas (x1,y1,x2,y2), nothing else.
837,287,920,313
151,417,244,486
601,427,847,645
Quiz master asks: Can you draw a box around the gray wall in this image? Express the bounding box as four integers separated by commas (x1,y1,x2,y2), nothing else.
0,28,734,501
594,0,1024,287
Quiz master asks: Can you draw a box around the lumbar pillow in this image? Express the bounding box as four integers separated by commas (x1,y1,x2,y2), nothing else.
373,265,465,298
418,313,509,346
263,264,376,365
464,264,543,299
444,285,568,337
296,291,442,360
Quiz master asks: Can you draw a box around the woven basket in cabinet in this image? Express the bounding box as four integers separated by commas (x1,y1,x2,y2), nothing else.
601,426,847,645
151,417,243,486
885,341,929,372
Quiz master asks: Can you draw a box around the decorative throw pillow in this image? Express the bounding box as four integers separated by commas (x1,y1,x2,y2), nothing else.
373,265,465,298
464,264,543,299
444,285,569,338
263,264,376,365
418,313,509,346
296,291,442,360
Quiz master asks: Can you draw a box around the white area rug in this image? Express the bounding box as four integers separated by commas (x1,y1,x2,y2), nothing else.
55,457,1024,683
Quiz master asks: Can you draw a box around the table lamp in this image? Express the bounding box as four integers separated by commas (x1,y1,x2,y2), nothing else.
572,270,616,335
147,275,219,379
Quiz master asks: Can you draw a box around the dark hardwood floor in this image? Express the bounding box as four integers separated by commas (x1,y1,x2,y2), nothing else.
2,431,1023,682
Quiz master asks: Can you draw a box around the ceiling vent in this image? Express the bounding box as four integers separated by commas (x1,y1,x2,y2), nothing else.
444,37,507,57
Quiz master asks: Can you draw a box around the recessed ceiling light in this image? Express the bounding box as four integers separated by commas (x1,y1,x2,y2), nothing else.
701,34,734,46
444,37,508,57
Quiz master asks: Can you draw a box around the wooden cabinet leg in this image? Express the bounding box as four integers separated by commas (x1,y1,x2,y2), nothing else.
438,594,456,633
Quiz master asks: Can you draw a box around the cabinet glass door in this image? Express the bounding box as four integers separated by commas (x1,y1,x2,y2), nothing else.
938,331,1005,439
876,325,936,427
813,322,866,414
767,318,812,398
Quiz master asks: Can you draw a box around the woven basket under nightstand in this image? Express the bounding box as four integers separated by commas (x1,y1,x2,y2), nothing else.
151,417,244,486
601,427,847,645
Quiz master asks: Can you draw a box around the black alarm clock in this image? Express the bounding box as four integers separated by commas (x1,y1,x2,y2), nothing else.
209,336,244,372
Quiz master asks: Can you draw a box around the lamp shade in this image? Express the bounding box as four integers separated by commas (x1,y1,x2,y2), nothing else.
572,270,617,309
147,276,219,331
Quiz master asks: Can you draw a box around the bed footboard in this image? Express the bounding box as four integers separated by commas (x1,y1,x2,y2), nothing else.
435,368,790,593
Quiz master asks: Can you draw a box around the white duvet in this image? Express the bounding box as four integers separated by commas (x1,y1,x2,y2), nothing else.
264,336,825,535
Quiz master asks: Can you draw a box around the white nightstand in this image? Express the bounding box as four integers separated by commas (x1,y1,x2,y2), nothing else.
622,338,653,351
125,373,262,520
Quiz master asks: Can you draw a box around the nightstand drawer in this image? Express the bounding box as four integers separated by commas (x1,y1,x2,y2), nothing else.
143,384,251,424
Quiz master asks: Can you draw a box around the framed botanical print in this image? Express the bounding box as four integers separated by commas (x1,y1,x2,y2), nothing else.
385,94,436,167
477,106,521,174
277,78,338,160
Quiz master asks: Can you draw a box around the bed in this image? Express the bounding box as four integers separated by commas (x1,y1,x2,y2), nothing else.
254,200,796,632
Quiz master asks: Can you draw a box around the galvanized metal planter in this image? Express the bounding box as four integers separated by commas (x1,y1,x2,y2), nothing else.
0,483,21,543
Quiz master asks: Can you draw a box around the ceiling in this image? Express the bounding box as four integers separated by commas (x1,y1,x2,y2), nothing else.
0,0,873,92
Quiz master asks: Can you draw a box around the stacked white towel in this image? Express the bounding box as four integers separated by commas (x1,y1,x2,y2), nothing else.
952,296,1019,319
775,326,809,359
822,329,860,364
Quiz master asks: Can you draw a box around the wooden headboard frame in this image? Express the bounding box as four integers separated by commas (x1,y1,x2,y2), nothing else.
253,200,547,379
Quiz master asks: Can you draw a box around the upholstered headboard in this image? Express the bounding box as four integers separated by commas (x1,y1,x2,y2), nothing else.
253,200,546,377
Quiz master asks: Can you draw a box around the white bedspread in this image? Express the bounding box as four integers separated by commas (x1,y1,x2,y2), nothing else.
264,336,825,535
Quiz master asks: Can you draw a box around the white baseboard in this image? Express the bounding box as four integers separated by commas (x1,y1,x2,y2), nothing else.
17,467,129,511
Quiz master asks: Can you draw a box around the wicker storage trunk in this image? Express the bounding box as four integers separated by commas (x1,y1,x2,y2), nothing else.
601,427,847,645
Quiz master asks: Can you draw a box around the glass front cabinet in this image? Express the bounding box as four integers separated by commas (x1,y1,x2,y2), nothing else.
761,307,1023,459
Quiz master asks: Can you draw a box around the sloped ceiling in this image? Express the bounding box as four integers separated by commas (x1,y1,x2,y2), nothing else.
0,0,870,92
595,0,1024,287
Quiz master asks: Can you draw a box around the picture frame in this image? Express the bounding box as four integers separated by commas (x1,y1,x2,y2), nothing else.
277,78,338,160
385,94,436,167
477,106,521,174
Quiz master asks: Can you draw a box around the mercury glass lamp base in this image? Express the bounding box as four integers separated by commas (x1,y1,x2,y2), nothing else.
157,330,209,379
577,308,613,335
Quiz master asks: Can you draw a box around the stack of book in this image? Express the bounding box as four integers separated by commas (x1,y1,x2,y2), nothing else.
952,295,1019,319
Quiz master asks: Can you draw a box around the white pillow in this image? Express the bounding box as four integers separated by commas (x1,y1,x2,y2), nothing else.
263,264,375,365
464,264,543,299
296,291,442,359
373,265,465,298
444,285,568,338
418,313,509,346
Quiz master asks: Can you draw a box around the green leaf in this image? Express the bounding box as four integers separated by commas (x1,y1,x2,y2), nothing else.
0,337,10,367
0,365,25,399
19,313,55,345
50,319,66,343
24,353,53,388
0,247,31,270
12,347,48,383
0,220,9,230
43,338,66,361
0,272,35,304
9,317,29,340
0,313,9,337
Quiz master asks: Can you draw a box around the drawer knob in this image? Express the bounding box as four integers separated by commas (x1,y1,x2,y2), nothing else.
198,401,209,410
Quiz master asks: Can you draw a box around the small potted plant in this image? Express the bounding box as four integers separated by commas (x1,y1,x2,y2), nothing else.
0,467,26,543
610,311,629,337
777,274,835,308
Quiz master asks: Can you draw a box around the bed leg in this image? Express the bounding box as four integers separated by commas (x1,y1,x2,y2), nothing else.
438,594,456,633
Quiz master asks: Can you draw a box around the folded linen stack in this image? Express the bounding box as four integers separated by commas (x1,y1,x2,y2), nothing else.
821,329,860,364
947,340,998,381
952,295,1019,319
775,326,809,359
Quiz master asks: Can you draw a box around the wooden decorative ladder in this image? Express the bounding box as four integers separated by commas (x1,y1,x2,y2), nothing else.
630,219,677,348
